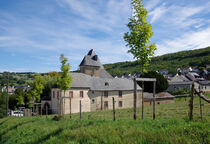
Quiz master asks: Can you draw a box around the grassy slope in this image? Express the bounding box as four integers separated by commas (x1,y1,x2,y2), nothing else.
0,97,210,144
104,46,210,76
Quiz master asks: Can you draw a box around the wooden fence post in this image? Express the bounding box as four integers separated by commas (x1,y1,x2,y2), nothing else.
189,83,194,120
153,81,156,120
36,105,39,116
199,87,202,119
69,97,72,119
199,97,202,119
142,81,144,120
112,97,116,121
41,104,42,116
80,100,82,120
46,105,48,118
133,78,137,120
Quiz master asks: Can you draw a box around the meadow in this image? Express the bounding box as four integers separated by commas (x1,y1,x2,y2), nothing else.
0,96,209,144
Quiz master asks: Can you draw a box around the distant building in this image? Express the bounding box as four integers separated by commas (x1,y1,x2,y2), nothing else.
186,72,204,81
167,81,193,93
144,92,175,105
170,74,190,82
158,69,168,75
198,81,210,93
1,85,30,94
51,49,142,114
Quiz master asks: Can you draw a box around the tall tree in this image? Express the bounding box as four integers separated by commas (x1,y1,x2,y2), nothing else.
124,0,156,119
124,0,156,74
57,54,72,116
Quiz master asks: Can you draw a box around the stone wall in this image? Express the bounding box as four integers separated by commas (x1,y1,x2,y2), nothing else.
80,65,100,77
51,88,142,114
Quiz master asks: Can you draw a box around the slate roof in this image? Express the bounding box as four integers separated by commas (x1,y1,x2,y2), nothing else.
144,92,175,99
198,81,210,85
79,49,104,68
99,69,113,78
69,72,141,91
169,81,193,85
170,74,190,82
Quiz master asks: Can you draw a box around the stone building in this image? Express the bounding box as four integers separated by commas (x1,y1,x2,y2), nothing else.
144,92,175,105
51,49,142,114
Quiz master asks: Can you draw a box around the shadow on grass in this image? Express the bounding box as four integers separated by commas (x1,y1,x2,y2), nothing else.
29,128,63,144
0,120,35,142
28,121,95,144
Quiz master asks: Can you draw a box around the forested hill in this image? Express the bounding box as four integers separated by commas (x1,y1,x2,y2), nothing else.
104,46,210,76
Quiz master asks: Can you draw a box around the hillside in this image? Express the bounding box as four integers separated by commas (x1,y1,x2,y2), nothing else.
0,97,210,144
104,46,210,76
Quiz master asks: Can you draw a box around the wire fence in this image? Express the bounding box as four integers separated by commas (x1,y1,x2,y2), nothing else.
15,94,210,121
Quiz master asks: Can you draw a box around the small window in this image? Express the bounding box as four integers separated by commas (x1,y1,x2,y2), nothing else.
104,101,108,109
69,91,73,98
105,82,109,86
119,91,122,98
53,91,55,98
119,101,123,107
57,91,59,99
80,91,84,98
104,91,108,98
91,99,95,104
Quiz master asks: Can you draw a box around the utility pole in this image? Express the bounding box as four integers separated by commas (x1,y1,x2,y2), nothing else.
6,72,9,117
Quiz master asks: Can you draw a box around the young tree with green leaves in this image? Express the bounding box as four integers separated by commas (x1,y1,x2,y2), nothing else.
124,0,156,75
31,75,44,102
57,54,72,116
15,87,25,107
124,0,156,119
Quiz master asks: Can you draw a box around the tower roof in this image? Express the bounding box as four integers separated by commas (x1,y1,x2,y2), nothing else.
79,49,104,68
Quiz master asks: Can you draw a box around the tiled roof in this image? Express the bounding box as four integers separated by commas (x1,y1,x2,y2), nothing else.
69,72,142,91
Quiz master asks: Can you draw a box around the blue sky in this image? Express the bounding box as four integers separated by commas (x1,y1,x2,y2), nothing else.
0,0,210,72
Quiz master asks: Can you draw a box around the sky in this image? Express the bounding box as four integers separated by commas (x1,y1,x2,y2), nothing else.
0,0,210,72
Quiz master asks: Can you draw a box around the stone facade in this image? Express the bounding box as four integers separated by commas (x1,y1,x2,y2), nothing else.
80,65,100,77
51,88,142,114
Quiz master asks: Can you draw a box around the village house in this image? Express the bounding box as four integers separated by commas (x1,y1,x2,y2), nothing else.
144,92,175,105
198,81,210,93
50,49,142,114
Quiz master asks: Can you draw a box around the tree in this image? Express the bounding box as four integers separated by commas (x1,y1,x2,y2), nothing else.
41,74,60,99
15,87,25,106
139,71,168,93
124,0,156,119
0,91,7,118
31,75,44,102
57,54,72,116
124,0,156,74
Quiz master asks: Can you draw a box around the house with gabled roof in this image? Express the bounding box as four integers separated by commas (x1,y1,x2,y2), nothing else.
51,49,142,114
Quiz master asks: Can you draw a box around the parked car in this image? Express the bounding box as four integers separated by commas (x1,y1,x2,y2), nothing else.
11,110,24,117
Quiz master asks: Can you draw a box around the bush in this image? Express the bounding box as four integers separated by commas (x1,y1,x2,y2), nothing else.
138,71,168,93
171,88,190,95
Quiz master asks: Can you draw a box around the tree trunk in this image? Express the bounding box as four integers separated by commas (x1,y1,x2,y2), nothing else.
141,64,144,120
133,78,137,120
63,90,65,116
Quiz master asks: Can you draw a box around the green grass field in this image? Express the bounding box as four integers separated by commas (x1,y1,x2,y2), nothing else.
0,97,210,144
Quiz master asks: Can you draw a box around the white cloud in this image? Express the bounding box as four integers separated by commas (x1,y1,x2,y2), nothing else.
144,0,161,11
148,3,167,23
156,26,210,56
